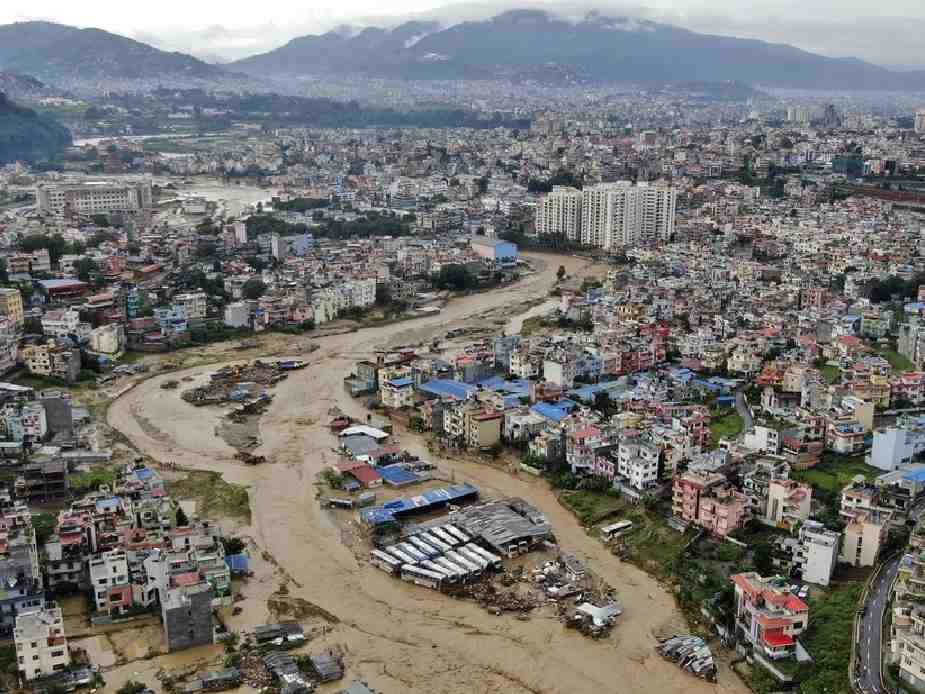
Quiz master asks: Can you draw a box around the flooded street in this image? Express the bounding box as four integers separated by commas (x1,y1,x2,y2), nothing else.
106,253,748,694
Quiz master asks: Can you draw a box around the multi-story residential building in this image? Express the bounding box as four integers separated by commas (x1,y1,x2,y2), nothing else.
380,376,415,410
543,348,577,389
162,582,214,652
672,469,725,522
900,318,925,370
21,342,82,384
0,288,24,327
615,440,660,493
696,485,751,537
731,572,809,662
173,291,208,322
535,186,583,240
41,309,89,340
764,479,812,531
793,520,840,586
840,509,889,567
869,416,925,471
13,605,68,680
579,182,676,250
88,549,132,615
36,180,153,215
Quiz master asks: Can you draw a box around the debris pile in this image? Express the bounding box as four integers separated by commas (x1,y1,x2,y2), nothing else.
161,380,179,390
448,582,540,614
657,635,717,682
237,651,273,689
234,451,267,465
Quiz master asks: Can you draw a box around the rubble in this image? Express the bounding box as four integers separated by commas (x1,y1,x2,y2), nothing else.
233,451,267,465
657,634,717,682
181,360,291,406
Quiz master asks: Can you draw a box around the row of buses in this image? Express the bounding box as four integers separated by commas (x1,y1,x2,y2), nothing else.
369,524,504,589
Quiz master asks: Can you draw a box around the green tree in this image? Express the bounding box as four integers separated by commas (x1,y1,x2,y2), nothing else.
117,682,147,694
241,279,267,300
175,506,189,527
76,257,99,284
0,258,7,284
434,264,476,291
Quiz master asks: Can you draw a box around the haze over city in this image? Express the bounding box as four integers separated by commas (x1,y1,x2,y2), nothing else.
2,0,925,67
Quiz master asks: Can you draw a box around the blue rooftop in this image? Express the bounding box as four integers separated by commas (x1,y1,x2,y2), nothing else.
359,483,479,526
903,468,925,483
530,402,568,423
419,379,475,400
386,377,414,387
225,554,250,573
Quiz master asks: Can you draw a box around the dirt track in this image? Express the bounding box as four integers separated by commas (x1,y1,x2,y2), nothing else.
105,253,749,694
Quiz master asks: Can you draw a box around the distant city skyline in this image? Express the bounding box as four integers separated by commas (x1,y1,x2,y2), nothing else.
3,0,925,68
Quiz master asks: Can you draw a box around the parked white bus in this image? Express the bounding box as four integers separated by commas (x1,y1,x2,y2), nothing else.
465,544,503,571
385,547,417,565
398,543,427,563
446,550,481,577
435,556,471,581
431,527,459,547
419,532,451,554
369,549,402,575
400,564,444,589
422,560,457,583
409,536,441,559
443,525,471,544
457,546,491,571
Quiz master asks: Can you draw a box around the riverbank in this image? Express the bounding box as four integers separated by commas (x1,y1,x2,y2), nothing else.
103,252,747,694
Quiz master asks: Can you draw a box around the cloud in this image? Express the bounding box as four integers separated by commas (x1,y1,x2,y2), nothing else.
100,0,925,67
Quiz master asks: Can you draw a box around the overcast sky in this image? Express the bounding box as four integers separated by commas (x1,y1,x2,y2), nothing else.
3,0,924,67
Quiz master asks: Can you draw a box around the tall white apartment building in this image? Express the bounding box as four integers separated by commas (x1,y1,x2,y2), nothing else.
915,109,925,134
36,180,153,215
535,186,583,240
14,605,69,680
580,182,676,250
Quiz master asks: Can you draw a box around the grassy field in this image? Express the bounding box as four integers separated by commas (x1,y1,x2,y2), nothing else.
559,489,625,526
169,470,251,523
70,466,120,495
710,410,744,446
791,453,880,496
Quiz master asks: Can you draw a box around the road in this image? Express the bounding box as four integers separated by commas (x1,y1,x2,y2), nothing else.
858,555,901,693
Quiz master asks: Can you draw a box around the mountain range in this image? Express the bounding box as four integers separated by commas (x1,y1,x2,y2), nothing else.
3,12,925,91
0,21,228,82
231,10,925,90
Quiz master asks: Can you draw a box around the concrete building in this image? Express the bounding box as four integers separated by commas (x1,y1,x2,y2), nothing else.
899,318,925,370
916,109,925,135
580,181,676,250
41,309,89,340
764,479,812,530
36,180,153,215
13,605,69,680
731,572,809,662
223,302,250,329
869,416,925,471
0,289,24,327
173,292,208,322
535,185,583,240
88,550,131,615
469,237,518,262
794,520,840,586
21,343,81,384
840,509,889,567
88,323,125,355
162,582,214,652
